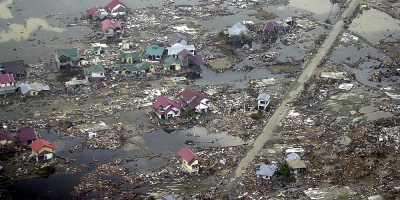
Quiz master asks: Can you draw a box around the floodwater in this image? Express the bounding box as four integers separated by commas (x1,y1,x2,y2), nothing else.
288,0,341,23
198,9,262,30
349,8,400,44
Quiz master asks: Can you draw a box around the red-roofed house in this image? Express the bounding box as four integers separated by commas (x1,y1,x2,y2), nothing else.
86,6,108,20
152,95,182,119
30,139,57,161
263,22,279,39
102,19,123,40
0,74,16,95
107,0,127,17
177,147,199,174
0,131,14,151
17,128,37,147
178,49,204,67
179,89,211,113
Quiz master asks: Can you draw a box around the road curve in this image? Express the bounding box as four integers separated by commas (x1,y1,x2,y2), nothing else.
228,0,361,185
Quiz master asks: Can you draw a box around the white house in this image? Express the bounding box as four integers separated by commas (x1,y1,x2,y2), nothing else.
0,74,15,95
257,93,270,110
256,164,277,179
107,0,127,17
151,95,182,119
84,64,105,82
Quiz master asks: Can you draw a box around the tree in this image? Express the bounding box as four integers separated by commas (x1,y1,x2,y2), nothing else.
277,162,292,177
182,108,197,119
218,31,226,38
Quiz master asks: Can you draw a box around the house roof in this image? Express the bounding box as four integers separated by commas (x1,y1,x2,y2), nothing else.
146,45,165,56
30,138,57,152
264,22,278,32
151,95,182,115
18,83,50,95
179,49,194,59
86,6,102,15
18,128,37,142
191,55,204,66
119,52,139,60
178,147,198,163
256,164,277,177
286,153,307,169
137,62,153,71
163,57,183,68
257,93,270,102
167,43,195,55
1,60,25,74
228,22,249,36
84,64,105,76
117,63,137,72
107,0,127,12
55,48,78,59
102,19,122,31
0,131,13,141
180,89,208,102
168,33,186,45
0,74,15,84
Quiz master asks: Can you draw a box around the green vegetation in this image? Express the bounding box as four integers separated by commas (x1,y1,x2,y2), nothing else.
218,31,225,38
277,162,292,177
182,109,197,119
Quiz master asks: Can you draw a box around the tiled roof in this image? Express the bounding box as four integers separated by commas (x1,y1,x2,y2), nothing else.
107,0,127,12
0,74,15,84
18,128,37,142
101,19,122,31
178,147,198,163
55,48,78,59
146,45,165,56
179,49,194,58
1,60,25,74
0,131,13,141
152,95,181,115
30,138,57,152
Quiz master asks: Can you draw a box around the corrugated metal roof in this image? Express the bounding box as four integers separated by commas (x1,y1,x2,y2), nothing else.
257,93,270,101
146,45,165,56
256,164,277,177
18,83,50,95
228,22,249,36
167,43,195,55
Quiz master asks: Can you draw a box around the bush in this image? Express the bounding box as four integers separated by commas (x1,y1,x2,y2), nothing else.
277,162,292,177
250,113,261,120
182,109,196,119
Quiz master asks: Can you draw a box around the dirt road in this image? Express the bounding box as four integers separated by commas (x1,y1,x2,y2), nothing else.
228,0,361,186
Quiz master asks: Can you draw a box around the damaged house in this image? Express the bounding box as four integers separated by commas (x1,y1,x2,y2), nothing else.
55,48,79,70
257,93,270,110
86,6,108,20
1,60,26,77
18,128,37,148
146,44,165,60
179,89,211,113
84,64,105,82
119,52,139,64
163,56,183,71
0,131,14,152
18,83,50,97
228,22,252,43
256,164,277,180
107,0,127,17
151,95,182,119
178,147,199,174
30,138,57,161
0,74,16,95
102,19,123,40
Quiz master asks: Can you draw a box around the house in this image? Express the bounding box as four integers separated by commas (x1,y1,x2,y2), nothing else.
228,22,252,43
163,56,183,71
54,48,79,70
0,131,14,151
0,74,16,95
18,83,51,97
168,33,186,45
1,60,26,77
257,93,270,110
286,153,307,174
285,147,305,157
162,194,177,200
93,46,103,56
119,52,139,64
107,0,127,17
167,43,195,58
65,78,90,94
263,22,279,38
136,62,154,74
178,49,195,67
151,95,182,119
177,147,199,174
256,164,277,179
18,128,37,147
146,44,165,60
84,64,105,82
191,55,204,67
30,139,57,161
86,6,108,20
102,19,123,40
179,89,211,113
112,63,138,75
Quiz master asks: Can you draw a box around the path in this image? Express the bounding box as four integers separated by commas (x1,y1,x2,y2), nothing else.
227,0,361,188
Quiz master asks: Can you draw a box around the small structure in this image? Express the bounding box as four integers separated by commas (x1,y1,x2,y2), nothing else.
0,131,14,151
263,22,279,39
86,6,108,20
168,33,186,45
0,74,16,95
228,22,252,43
285,147,305,157
257,93,271,110
162,194,177,200
107,0,127,17
84,64,105,82
65,78,90,95
163,56,183,71
30,139,57,161
18,83,50,97
286,153,307,174
179,89,211,113
177,147,199,174
136,62,154,74
119,52,139,64
93,46,103,56
179,49,195,67
55,48,79,70
1,60,26,77
18,128,38,148
151,95,182,119
146,44,165,60
102,19,123,40
256,164,277,179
